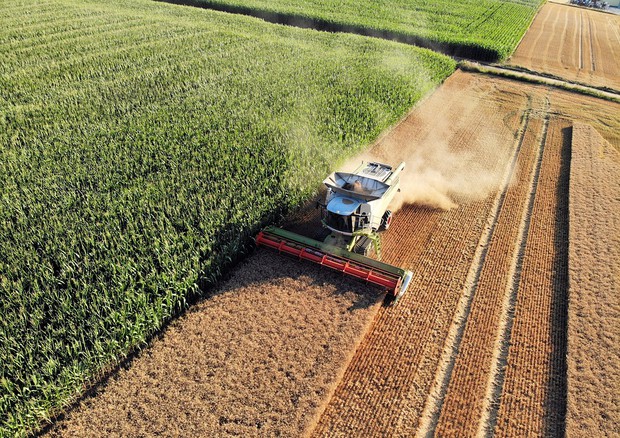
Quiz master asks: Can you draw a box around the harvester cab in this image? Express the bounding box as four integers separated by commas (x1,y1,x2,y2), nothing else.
256,161,413,304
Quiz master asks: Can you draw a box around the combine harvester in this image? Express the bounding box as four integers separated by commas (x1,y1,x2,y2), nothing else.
256,161,413,304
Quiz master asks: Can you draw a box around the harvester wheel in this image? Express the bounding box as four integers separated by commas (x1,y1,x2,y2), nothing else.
381,210,393,231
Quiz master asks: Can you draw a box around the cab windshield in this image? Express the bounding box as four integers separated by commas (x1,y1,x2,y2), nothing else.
325,211,354,233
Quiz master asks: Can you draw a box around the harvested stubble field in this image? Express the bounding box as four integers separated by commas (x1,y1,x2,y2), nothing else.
567,123,619,436
508,2,620,91
46,70,620,436
312,71,620,437
45,252,383,437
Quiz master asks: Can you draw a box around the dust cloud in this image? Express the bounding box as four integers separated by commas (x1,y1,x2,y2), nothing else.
336,46,511,213
388,135,509,212
342,104,511,212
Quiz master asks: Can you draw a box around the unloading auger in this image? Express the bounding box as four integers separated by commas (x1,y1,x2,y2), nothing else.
256,161,413,304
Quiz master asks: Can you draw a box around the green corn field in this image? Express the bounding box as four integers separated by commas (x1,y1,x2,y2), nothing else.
0,0,455,434
183,0,545,61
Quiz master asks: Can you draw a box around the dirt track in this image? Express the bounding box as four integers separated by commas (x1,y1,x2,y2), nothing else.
509,2,620,91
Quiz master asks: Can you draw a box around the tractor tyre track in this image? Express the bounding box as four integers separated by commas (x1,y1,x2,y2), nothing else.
579,11,584,70
416,102,533,437
493,118,570,437
433,106,547,436
588,16,596,72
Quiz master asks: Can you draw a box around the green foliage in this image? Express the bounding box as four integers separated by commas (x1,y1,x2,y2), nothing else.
187,0,544,61
0,0,455,434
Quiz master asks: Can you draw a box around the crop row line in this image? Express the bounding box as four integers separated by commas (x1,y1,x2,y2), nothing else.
588,15,596,72
477,101,550,436
0,6,124,50
579,11,584,70
3,27,223,83
1,17,149,57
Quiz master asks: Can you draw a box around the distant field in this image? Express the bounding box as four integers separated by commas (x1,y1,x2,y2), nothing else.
508,2,620,90
180,0,544,60
0,0,455,434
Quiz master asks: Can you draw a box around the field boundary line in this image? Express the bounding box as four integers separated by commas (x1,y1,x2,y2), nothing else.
459,62,620,103
579,11,584,70
508,0,546,63
563,7,574,69
611,13,620,45
476,103,550,437
588,15,596,72
547,6,562,66
415,104,532,438
156,0,502,61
